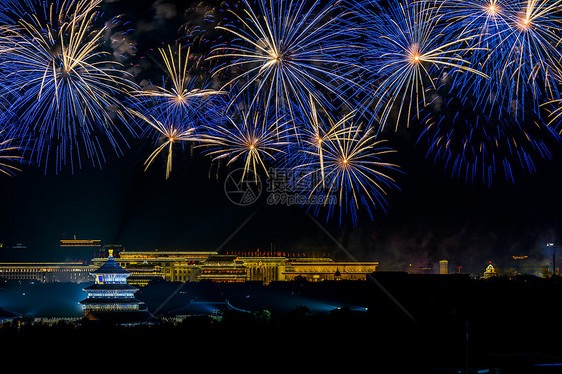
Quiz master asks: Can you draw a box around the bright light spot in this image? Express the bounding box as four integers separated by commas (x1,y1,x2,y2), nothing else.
270,51,282,62
487,4,497,14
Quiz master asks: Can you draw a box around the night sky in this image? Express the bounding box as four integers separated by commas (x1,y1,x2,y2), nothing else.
1,0,561,275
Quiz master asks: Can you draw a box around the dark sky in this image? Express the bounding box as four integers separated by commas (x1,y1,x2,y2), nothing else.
1,0,561,274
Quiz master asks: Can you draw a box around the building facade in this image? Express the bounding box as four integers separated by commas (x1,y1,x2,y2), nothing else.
91,250,217,286
439,260,449,275
281,258,379,282
91,250,379,286
59,235,103,262
0,263,94,283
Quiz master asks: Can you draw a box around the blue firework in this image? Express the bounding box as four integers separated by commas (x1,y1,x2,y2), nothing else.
288,108,402,226
0,0,139,173
0,0,34,25
208,0,361,128
418,93,561,186
354,0,488,132
197,88,292,182
436,0,562,119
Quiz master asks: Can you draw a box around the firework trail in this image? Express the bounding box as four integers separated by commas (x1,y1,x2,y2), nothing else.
0,130,22,177
0,0,34,25
128,107,198,180
0,0,139,173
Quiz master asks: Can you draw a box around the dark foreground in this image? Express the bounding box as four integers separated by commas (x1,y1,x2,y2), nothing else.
2,273,562,373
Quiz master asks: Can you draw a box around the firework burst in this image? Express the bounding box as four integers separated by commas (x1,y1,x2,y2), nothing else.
198,91,292,183
127,43,226,179
131,44,224,126
0,0,138,173
208,0,361,128
129,108,198,180
437,0,562,118
291,112,402,225
357,0,488,131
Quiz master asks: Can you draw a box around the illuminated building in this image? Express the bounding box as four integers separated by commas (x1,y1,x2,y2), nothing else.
439,260,449,275
237,256,288,284
281,257,378,282
59,235,102,249
80,250,155,326
91,250,217,286
59,235,102,262
198,255,248,282
0,262,94,282
483,262,498,279
91,250,379,286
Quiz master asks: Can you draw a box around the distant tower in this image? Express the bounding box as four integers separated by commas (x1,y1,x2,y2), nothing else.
80,250,154,325
439,260,449,275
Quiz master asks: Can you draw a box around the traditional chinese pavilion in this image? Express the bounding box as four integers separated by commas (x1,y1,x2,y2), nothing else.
79,250,155,326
